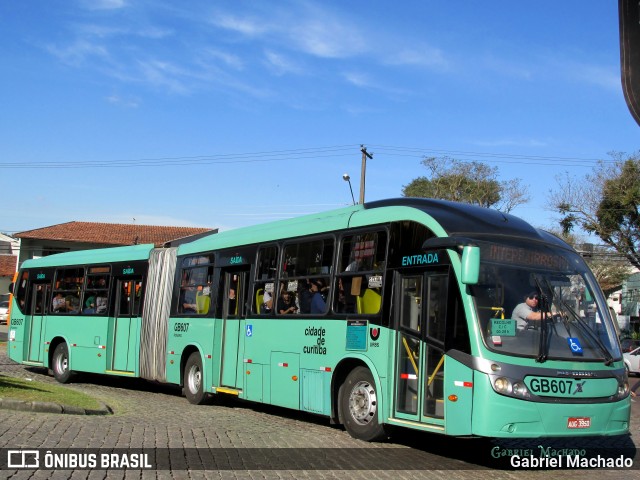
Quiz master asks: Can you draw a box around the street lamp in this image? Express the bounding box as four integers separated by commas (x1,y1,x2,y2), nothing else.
343,173,356,205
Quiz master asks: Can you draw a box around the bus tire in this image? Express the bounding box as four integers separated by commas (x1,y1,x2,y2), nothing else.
52,343,72,384
339,366,387,441
184,352,207,405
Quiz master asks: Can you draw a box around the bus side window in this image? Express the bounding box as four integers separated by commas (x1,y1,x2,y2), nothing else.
177,255,214,315
282,238,334,315
253,246,278,315
52,267,85,314
335,231,386,315
84,269,111,315
15,271,29,313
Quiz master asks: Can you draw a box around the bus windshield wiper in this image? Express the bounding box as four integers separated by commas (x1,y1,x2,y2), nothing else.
558,298,614,366
533,276,549,363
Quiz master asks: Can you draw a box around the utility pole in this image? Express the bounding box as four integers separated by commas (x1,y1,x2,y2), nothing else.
359,145,373,204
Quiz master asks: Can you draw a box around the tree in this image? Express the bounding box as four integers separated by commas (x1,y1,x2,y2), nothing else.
550,151,640,270
401,157,529,213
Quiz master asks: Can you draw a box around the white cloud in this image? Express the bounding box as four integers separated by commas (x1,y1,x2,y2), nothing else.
204,48,244,71
79,0,127,11
343,71,409,98
46,39,109,66
209,5,366,60
344,72,372,88
106,94,140,108
209,13,267,37
264,50,303,75
384,45,449,71
289,18,366,59
136,59,191,94
565,62,620,91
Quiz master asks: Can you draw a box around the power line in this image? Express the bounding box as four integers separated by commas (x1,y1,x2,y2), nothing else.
0,145,358,169
0,144,624,170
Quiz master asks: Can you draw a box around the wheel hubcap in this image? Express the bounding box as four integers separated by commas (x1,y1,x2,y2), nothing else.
348,380,377,425
56,353,68,374
188,365,201,394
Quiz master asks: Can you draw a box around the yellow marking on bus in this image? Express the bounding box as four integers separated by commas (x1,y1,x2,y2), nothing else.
215,387,240,395
23,361,44,366
427,355,445,387
402,337,419,375
105,370,135,376
387,417,445,431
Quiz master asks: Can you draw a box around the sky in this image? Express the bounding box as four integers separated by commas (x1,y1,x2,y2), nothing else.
1,1,638,235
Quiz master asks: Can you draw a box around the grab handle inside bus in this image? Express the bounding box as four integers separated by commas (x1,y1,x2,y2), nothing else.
461,245,480,285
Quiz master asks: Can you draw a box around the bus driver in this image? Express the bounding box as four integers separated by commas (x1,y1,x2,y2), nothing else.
511,291,546,331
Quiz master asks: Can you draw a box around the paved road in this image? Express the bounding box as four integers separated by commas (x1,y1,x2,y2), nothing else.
0,342,637,479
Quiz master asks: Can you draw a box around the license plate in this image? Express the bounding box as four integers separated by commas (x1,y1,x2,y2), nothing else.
567,417,591,429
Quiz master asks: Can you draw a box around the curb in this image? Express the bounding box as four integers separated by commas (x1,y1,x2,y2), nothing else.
0,397,112,415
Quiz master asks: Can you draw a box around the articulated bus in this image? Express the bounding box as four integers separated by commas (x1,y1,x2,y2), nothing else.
7,198,629,441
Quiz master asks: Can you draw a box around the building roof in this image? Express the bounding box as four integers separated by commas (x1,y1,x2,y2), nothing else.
0,255,17,278
15,222,214,247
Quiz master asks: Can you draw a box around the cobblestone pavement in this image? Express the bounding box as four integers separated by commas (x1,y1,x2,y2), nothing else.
0,344,638,479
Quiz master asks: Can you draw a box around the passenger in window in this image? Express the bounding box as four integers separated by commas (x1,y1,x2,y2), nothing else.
310,279,327,314
261,288,273,313
277,290,298,314
181,282,197,314
66,295,80,313
83,296,96,314
52,293,66,312
96,294,108,314
228,275,238,314
298,280,312,314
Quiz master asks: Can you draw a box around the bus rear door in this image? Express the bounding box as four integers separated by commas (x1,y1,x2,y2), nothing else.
26,281,51,363
110,277,143,372
393,270,448,429
219,269,250,388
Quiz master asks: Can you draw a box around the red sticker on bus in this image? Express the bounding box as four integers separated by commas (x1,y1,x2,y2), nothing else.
567,417,591,429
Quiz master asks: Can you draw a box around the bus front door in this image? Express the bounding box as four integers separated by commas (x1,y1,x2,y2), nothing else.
110,277,143,372
219,270,249,388
393,271,448,427
27,282,50,363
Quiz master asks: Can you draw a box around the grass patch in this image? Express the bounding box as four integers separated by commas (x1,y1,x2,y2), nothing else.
0,375,103,410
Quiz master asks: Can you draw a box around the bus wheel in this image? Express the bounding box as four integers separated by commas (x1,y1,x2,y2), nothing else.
52,343,72,384
340,366,387,441
184,352,207,405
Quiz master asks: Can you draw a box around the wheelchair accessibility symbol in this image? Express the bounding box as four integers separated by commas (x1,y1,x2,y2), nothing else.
246,325,253,337
567,337,583,354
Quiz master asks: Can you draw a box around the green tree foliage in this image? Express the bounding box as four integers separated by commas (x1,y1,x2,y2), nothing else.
402,157,529,212
550,151,640,270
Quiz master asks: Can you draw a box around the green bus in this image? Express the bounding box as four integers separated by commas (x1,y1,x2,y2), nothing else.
7,198,630,441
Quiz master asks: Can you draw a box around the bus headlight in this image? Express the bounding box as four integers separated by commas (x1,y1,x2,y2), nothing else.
619,381,629,397
512,382,529,397
493,377,511,393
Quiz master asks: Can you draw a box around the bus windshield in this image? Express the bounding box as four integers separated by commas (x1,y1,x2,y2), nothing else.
470,239,621,362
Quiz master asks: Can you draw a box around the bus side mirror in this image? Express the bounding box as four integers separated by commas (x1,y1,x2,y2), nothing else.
461,246,480,285
8,282,14,294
